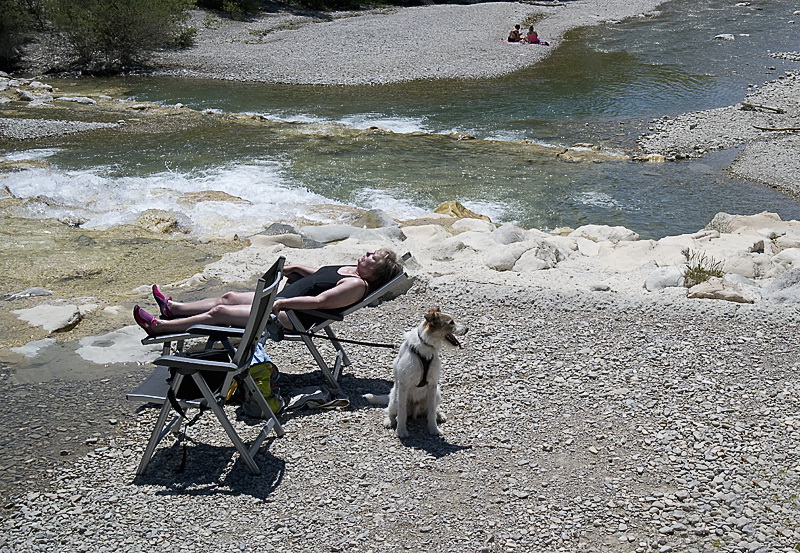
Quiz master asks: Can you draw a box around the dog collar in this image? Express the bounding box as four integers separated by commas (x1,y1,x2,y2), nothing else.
417,329,434,349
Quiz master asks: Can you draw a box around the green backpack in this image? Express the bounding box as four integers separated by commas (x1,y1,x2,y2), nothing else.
242,361,284,416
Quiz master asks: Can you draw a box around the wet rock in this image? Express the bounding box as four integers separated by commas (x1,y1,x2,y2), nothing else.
434,200,491,221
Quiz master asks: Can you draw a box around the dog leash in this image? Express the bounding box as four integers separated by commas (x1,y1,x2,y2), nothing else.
282,328,400,349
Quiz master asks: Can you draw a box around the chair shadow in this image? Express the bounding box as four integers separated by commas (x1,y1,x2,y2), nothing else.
132,439,285,500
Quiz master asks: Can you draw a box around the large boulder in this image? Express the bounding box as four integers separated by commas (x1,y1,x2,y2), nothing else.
299,224,360,244
513,239,565,272
452,218,495,233
400,224,452,244
569,224,639,243
492,223,530,245
485,242,534,271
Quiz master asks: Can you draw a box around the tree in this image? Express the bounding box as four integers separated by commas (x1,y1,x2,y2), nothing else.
46,0,193,72
0,0,38,71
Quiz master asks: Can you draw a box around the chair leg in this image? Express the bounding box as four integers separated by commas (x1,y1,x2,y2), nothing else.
300,334,340,390
240,375,285,457
191,372,262,475
137,373,185,475
324,327,351,367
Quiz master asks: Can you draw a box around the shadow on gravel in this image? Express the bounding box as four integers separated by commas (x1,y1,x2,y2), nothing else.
399,432,471,459
132,440,285,500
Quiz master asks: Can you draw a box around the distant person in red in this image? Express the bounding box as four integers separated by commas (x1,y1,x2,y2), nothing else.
507,24,521,43
524,26,541,44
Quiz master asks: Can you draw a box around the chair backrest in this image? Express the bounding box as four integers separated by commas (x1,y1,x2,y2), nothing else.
339,271,409,316
231,256,285,367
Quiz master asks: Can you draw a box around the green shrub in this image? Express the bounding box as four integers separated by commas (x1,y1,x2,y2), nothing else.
197,0,260,19
683,250,725,288
0,0,38,71
46,0,193,71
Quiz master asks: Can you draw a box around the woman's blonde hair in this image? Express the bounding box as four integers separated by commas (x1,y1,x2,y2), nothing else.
371,248,403,286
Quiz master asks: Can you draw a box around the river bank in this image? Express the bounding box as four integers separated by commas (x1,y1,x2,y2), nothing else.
2,2,800,551
2,209,800,552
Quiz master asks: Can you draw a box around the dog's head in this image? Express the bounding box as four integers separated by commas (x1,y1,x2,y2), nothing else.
423,307,468,348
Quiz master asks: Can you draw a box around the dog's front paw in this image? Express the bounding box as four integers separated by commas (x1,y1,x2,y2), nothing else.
395,427,409,438
427,425,443,436
436,412,447,424
383,416,396,429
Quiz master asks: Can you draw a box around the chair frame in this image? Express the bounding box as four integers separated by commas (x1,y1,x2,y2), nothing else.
128,257,286,475
283,271,408,390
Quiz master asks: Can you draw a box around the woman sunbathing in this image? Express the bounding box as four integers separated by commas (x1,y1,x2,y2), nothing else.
133,249,402,337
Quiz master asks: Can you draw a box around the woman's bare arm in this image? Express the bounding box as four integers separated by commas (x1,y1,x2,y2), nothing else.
273,278,367,313
283,264,318,279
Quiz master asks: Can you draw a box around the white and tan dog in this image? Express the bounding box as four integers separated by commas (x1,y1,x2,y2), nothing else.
368,307,467,438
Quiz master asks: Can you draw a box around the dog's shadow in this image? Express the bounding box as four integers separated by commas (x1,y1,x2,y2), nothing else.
398,430,472,458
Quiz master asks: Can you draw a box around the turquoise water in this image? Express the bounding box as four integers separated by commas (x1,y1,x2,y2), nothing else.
3,0,799,239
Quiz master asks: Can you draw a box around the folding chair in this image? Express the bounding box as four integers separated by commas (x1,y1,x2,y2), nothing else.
283,271,409,390
127,256,285,475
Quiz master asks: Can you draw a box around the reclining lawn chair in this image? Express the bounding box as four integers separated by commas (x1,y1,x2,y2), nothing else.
282,270,409,390
127,257,285,475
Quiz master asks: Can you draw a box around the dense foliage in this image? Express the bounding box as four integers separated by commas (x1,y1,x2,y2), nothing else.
46,0,194,71
0,0,39,71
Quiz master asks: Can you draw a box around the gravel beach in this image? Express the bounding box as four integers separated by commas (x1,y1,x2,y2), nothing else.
152,0,667,85
3,274,800,553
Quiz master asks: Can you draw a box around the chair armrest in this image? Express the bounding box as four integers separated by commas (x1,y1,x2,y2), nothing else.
289,309,344,322
140,325,245,345
141,332,194,346
154,354,238,373
186,324,246,339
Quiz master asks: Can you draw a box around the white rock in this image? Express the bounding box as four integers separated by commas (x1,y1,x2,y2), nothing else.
492,223,529,245
57,96,97,105
513,239,564,272
771,248,800,271
400,224,452,244
12,304,83,332
10,338,57,358
299,224,360,243
569,224,639,243
485,242,534,271
76,326,161,364
250,233,304,248
645,266,685,291
687,277,755,303
451,218,494,233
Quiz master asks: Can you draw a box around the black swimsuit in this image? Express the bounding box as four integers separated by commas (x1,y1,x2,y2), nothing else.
278,265,366,327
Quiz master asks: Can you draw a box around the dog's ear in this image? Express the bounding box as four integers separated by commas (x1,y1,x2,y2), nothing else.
424,307,441,323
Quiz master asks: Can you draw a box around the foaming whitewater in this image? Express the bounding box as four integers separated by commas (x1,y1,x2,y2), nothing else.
2,161,425,237
338,114,429,134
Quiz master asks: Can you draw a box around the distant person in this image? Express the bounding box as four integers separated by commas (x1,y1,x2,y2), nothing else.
524,26,540,44
507,24,521,43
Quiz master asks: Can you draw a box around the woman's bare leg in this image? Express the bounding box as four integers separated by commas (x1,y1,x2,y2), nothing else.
152,304,252,334
167,291,255,318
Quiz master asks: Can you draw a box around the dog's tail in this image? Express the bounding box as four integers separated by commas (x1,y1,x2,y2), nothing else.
363,393,389,406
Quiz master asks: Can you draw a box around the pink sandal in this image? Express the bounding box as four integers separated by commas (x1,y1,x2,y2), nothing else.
133,305,159,337
152,285,174,319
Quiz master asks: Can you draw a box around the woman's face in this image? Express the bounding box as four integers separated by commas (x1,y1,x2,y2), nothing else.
357,250,386,279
